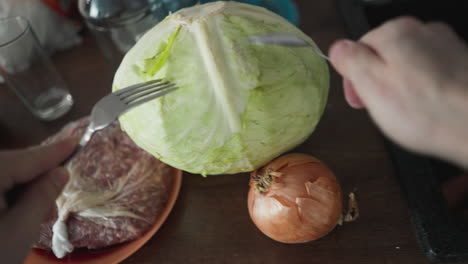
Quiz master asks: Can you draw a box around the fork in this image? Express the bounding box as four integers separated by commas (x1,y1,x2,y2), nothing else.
63,79,178,165
5,79,176,207
249,33,330,61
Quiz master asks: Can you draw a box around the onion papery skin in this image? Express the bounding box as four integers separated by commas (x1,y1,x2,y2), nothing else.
248,153,342,243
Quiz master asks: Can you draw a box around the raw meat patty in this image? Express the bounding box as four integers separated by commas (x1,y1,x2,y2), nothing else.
36,117,174,251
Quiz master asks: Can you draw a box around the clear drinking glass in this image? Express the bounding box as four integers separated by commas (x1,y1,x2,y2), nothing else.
78,0,169,71
0,16,73,121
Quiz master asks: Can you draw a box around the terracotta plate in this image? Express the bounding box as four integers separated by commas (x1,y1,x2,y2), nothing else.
23,168,182,264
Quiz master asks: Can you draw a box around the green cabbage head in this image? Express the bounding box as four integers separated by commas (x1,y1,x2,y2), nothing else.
113,1,329,176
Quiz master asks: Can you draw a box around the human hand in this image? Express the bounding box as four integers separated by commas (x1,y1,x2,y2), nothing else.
0,138,76,263
329,16,468,168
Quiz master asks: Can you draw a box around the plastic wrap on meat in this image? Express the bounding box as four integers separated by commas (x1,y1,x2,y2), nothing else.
35,117,174,258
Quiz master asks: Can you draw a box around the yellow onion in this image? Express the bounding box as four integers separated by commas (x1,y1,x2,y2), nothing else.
248,153,342,243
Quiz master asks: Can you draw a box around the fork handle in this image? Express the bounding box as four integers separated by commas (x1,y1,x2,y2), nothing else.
61,126,95,166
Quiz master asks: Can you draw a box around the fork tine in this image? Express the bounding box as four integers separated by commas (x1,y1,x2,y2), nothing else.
120,81,171,100
126,87,178,109
114,79,163,96
122,83,177,104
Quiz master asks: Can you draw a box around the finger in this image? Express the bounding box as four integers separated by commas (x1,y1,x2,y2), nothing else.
329,39,384,78
343,79,365,109
0,167,69,258
329,40,385,101
0,138,77,192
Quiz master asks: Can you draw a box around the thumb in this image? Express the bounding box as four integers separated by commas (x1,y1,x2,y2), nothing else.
1,167,69,260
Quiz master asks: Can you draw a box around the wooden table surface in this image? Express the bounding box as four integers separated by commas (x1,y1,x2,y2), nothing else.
0,1,431,263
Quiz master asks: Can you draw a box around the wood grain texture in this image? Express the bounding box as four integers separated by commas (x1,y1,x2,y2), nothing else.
0,0,430,263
